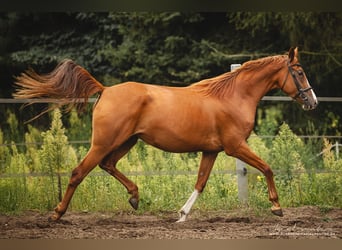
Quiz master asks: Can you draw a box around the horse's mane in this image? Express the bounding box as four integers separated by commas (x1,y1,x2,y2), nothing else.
191,55,287,98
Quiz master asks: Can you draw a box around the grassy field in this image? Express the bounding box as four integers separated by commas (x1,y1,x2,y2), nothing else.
0,109,341,215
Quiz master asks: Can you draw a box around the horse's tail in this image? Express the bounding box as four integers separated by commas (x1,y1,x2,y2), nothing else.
13,59,105,120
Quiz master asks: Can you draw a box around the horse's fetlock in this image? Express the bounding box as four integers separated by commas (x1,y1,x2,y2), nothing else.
128,186,139,196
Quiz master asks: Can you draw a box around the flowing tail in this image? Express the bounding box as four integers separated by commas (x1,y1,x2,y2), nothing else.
13,59,105,119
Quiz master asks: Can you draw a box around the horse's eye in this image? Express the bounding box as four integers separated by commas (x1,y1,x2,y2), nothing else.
298,70,303,76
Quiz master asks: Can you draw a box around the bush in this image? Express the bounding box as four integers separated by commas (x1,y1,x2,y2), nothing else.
270,123,306,183
0,109,341,215
0,128,10,174
0,143,28,213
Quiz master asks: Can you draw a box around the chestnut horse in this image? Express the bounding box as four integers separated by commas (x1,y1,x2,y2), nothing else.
14,47,318,222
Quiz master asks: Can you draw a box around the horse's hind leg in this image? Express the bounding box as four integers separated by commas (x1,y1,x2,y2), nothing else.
51,145,109,221
99,136,140,210
177,152,218,222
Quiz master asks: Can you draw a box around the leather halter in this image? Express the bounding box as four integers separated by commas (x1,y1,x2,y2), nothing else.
280,61,313,101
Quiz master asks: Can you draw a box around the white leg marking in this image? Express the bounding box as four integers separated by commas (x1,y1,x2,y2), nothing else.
176,190,199,223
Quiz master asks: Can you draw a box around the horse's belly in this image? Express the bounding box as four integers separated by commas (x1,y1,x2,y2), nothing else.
138,129,222,153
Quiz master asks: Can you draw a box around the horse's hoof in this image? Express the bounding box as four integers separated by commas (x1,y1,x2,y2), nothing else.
129,197,139,210
49,206,65,222
271,208,284,217
176,211,187,223
48,213,60,222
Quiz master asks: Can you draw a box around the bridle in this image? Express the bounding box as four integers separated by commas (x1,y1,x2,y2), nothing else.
280,61,313,102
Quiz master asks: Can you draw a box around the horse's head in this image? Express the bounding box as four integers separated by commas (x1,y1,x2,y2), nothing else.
279,47,318,110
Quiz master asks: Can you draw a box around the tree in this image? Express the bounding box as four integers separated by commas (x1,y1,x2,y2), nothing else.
1,12,341,135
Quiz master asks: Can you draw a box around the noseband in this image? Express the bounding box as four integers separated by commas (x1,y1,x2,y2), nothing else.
280,61,313,101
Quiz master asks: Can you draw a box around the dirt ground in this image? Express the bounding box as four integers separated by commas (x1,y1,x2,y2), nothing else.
0,206,341,239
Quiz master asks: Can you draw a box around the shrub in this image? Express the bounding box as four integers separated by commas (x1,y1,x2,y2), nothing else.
39,109,78,206
270,123,305,181
1,110,341,215
0,128,10,174
0,143,28,213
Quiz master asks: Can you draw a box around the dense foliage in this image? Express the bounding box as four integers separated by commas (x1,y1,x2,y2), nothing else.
0,12,341,134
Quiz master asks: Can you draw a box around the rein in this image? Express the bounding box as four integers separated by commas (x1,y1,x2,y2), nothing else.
280,61,312,100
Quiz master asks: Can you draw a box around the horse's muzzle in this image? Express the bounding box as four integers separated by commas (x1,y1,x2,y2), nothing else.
302,99,318,111
298,88,318,111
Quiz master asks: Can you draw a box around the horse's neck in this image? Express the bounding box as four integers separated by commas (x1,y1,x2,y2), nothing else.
222,66,281,127
233,67,280,104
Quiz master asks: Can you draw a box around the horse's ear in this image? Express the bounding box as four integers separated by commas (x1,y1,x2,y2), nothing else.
288,47,298,62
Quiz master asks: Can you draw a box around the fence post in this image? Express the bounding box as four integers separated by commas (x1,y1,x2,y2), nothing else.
230,63,248,203
230,64,241,72
336,141,339,159
236,159,248,203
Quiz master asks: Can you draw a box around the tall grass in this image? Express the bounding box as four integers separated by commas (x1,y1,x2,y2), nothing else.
0,109,341,215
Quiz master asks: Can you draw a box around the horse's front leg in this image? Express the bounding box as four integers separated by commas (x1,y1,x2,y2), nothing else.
230,141,283,216
177,152,218,222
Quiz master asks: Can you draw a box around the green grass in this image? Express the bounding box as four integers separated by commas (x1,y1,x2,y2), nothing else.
0,109,341,215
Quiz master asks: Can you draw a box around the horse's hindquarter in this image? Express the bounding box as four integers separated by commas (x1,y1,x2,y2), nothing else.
91,82,150,148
